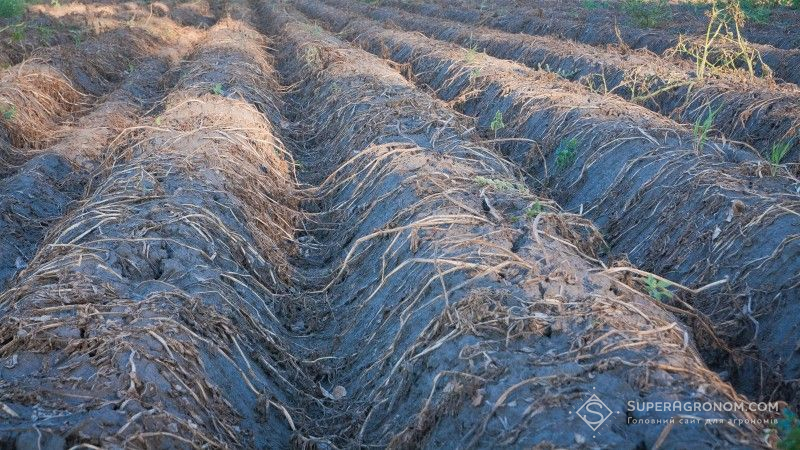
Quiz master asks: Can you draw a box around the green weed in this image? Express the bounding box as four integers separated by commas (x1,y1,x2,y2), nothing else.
468,67,481,82
673,1,770,79
524,201,543,219
0,0,25,18
490,110,505,137
50,0,60,6
1,104,17,120
10,23,26,42
692,105,720,151
539,62,580,80
210,83,223,96
621,0,671,27
464,44,480,63
37,25,53,42
769,140,792,175
644,274,672,300
555,137,579,169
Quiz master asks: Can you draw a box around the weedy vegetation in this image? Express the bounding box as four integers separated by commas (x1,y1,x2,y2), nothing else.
643,274,673,300
621,0,671,27
672,1,770,79
555,137,579,169
0,0,25,18
692,105,720,152
769,139,792,175
490,110,505,137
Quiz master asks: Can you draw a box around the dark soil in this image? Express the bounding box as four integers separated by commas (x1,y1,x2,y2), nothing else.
328,0,800,168
383,0,800,86
297,1,800,410
0,1,795,448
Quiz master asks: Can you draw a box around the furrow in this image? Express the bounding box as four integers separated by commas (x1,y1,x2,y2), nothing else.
298,0,800,408
317,0,800,168
0,17,308,449
249,2,769,448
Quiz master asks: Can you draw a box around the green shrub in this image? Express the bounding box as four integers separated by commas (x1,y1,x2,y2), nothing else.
0,0,25,18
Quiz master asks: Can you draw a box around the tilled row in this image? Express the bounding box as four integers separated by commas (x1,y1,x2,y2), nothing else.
0,12,205,150
0,19,306,449
319,0,800,167
382,0,800,86
0,0,216,69
0,2,785,448
296,1,800,408
443,0,800,51
0,12,206,293
255,2,767,448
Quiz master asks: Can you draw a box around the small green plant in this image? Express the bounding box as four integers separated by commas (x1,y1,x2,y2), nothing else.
0,0,25,18
10,23,26,42
464,43,482,64
210,83,223,95
769,140,792,175
777,409,800,449
555,137,579,169
621,0,671,27
692,105,721,151
1,104,17,120
489,110,505,137
474,176,528,193
524,201,543,219
644,274,672,300
539,63,580,80
36,25,53,42
50,0,60,6
468,67,481,82
69,28,83,46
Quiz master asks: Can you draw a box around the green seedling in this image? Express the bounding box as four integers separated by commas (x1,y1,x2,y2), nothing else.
37,25,53,42
524,201,543,219
465,44,480,63
644,274,672,301
468,67,481,82
50,0,60,7
69,28,83,46
489,110,505,137
692,105,720,151
769,140,792,175
555,137,579,169
539,63,580,80
1,104,17,120
10,23,25,42
211,83,223,96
